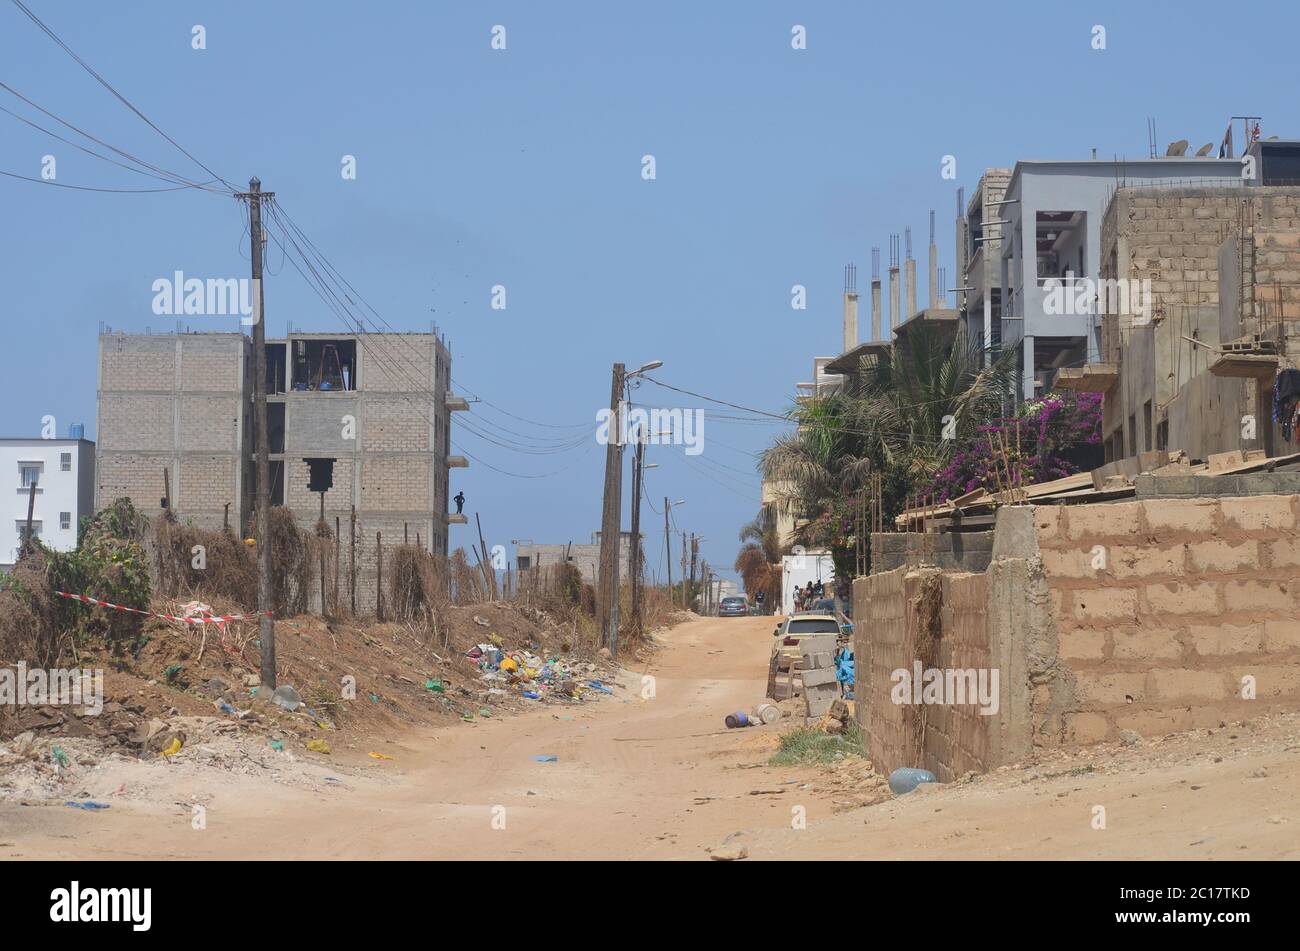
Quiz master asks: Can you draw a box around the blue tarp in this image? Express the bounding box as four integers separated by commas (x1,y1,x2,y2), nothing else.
835,647,855,687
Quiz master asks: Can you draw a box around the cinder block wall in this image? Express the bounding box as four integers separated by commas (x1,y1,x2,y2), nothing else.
96,333,247,530
853,568,1003,782
851,498,1300,778
1035,497,1300,743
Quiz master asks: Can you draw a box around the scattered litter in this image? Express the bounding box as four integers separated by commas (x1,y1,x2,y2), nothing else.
368,751,394,761
159,737,184,758
473,615,491,627
64,801,111,810
889,767,938,795
725,712,752,729
269,740,284,752
306,739,331,754
522,691,541,700
425,679,445,693
586,680,614,694
50,746,70,768
271,685,303,712
532,754,558,763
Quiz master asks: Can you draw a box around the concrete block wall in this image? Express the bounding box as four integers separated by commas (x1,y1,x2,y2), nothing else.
871,530,994,573
96,332,246,530
853,567,1004,782
1034,497,1300,744
851,498,1300,778
926,572,994,780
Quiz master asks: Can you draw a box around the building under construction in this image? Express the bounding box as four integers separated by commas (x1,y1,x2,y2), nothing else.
94,326,468,610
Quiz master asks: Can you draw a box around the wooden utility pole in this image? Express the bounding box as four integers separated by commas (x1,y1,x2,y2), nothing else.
689,533,698,612
20,478,37,557
663,498,673,608
596,363,625,648
334,515,341,616
628,425,645,635
318,492,327,617
237,177,277,689
349,505,357,614
680,531,687,609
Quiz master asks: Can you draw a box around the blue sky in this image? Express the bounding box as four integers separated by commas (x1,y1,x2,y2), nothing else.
1,0,1294,582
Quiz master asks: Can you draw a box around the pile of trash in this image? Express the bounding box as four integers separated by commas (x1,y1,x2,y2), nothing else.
466,631,617,705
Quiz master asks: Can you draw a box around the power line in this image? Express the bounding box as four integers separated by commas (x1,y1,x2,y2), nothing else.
9,0,235,190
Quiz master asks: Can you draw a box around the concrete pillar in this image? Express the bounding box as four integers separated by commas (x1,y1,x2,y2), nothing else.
905,258,917,319
929,242,939,308
888,268,900,338
843,290,859,353
871,280,882,342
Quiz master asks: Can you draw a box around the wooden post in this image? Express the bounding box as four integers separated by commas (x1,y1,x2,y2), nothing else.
404,522,409,544
376,530,384,621
350,505,357,614
319,492,327,617
162,467,171,512
334,515,341,616
20,478,37,557
223,502,230,533
475,512,498,600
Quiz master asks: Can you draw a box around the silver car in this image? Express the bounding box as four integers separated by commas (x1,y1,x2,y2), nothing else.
718,596,749,617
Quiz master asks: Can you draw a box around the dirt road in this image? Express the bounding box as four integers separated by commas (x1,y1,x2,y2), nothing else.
4,613,1299,860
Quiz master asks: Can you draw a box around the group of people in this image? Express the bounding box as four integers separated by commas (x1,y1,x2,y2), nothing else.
793,578,825,612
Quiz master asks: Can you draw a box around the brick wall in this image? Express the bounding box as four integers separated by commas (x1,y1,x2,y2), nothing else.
1035,497,1300,743
853,568,1000,782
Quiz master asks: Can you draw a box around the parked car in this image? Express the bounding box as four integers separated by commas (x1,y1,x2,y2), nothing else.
766,611,844,698
768,611,843,666
718,596,749,617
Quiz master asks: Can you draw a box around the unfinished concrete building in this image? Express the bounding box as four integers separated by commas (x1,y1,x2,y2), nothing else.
1057,141,1300,464
96,328,467,611
955,169,1012,352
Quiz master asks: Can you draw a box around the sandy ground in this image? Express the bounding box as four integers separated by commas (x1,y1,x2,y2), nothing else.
3,613,1299,860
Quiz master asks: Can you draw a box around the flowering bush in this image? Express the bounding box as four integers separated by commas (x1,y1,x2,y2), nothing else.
925,392,1102,503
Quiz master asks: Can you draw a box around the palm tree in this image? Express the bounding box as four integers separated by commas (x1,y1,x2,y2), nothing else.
734,506,783,607
761,327,1015,554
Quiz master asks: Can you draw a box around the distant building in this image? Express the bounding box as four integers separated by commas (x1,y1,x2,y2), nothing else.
514,532,636,585
95,328,467,610
0,436,95,569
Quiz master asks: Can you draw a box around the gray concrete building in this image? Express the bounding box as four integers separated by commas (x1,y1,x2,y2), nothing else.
996,155,1244,402
96,327,466,610
514,531,636,585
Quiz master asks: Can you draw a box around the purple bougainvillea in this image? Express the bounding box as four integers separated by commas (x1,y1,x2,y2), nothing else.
924,391,1102,503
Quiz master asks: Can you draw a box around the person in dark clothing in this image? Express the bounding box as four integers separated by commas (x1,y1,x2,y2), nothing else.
453,491,465,514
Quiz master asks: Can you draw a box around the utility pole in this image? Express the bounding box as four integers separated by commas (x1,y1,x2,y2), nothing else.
628,424,645,635
663,497,673,608
237,177,276,689
597,363,625,649
689,533,698,613
680,531,687,609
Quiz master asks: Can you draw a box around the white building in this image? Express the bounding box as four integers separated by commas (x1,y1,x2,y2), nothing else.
0,438,96,569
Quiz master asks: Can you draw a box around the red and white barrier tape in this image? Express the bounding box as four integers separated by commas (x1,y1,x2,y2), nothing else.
55,591,271,624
